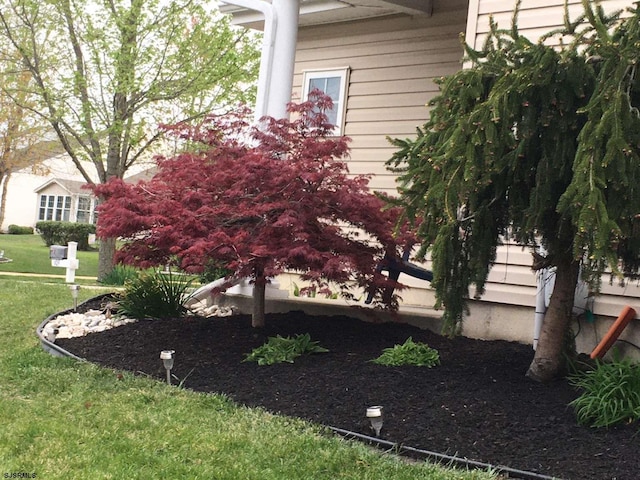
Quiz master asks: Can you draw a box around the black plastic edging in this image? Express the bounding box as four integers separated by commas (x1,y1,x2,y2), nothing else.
36,293,114,361
328,426,562,480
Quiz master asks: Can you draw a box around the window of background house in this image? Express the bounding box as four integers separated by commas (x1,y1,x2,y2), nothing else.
301,67,350,135
39,194,71,221
76,196,92,223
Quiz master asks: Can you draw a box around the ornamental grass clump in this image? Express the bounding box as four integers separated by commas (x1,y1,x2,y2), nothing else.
244,334,329,365
372,337,440,367
569,358,640,428
117,270,194,319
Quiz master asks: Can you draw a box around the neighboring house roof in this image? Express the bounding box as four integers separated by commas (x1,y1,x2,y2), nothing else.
124,167,157,184
220,0,433,27
34,178,90,195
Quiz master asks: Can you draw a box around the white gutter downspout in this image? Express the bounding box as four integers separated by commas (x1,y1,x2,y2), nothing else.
223,0,299,121
533,269,547,350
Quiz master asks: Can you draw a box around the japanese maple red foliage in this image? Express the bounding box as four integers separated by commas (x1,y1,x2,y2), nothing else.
93,93,413,309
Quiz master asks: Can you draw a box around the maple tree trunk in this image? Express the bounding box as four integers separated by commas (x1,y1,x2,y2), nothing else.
97,236,116,282
526,255,580,383
252,280,266,328
252,271,266,328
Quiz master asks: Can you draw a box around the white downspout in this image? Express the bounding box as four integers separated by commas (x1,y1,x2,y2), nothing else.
533,268,547,350
265,0,299,119
222,0,277,121
222,1,299,121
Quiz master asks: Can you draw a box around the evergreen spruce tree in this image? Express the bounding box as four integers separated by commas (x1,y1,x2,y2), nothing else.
388,0,640,382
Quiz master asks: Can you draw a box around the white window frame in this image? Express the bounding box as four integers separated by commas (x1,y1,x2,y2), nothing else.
38,194,71,222
301,67,350,136
75,195,93,224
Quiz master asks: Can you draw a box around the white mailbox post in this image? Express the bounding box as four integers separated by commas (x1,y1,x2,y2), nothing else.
50,241,80,283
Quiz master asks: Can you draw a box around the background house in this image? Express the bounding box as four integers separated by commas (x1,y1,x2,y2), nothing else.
2,150,156,233
221,0,640,357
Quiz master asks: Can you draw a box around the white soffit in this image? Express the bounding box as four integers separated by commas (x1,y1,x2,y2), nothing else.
220,0,433,28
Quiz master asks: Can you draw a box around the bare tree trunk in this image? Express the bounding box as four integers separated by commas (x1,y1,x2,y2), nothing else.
97,236,116,281
0,172,10,229
526,255,580,382
252,273,266,328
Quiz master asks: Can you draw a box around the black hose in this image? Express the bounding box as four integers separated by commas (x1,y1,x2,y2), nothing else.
328,426,562,480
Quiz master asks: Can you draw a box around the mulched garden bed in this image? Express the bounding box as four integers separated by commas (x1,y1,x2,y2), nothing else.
56,297,639,480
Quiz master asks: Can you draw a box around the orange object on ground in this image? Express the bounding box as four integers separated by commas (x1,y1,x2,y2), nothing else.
590,306,637,359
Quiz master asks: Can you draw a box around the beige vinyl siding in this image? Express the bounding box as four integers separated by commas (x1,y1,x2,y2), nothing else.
290,0,640,325
293,0,469,195
466,0,631,49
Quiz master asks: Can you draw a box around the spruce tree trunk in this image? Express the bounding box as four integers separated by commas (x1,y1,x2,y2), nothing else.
252,274,266,328
97,236,117,282
526,255,580,382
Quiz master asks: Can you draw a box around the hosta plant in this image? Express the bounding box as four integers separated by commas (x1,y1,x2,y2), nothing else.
372,337,440,367
244,334,329,365
569,358,640,428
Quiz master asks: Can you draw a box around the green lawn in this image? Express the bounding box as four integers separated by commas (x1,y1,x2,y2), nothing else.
0,234,99,278
0,278,497,480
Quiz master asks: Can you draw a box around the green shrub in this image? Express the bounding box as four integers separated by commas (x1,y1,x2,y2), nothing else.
7,225,34,235
100,264,140,286
371,337,440,367
244,334,329,365
36,221,96,250
117,270,194,319
569,358,640,427
198,258,232,284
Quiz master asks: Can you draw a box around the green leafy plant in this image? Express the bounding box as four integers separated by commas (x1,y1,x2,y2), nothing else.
244,334,329,365
117,270,194,319
569,358,640,427
372,337,440,367
100,264,140,286
198,258,233,284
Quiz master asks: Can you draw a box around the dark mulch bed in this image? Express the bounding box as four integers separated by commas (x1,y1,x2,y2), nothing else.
56,296,639,480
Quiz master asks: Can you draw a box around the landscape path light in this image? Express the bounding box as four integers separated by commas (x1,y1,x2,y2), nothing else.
160,350,175,385
69,284,80,311
366,405,384,437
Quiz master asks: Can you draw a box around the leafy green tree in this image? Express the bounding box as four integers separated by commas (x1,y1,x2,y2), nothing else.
388,1,640,382
0,0,259,279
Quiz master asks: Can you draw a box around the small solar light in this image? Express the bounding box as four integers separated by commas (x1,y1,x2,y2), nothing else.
69,284,80,310
366,406,383,437
160,350,175,385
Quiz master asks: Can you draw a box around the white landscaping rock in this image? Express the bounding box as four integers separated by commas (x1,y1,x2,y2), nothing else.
45,301,236,341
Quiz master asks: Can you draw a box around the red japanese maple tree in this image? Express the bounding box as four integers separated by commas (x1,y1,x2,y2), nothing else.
93,93,413,327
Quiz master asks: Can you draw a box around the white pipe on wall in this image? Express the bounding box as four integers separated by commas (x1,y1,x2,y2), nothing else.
266,0,300,119
222,0,300,121
222,0,277,120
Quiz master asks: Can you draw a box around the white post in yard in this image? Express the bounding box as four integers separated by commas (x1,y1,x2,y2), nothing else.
65,241,79,283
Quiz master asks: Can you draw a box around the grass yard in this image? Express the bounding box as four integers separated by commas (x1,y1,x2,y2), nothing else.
0,278,497,480
0,234,99,278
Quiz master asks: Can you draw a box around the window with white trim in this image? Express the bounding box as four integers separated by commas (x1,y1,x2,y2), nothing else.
302,67,350,135
39,194,71,221
76,196,93,223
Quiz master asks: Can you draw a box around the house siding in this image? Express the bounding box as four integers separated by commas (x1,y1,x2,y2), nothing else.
466,0,631,49
287,0,640,350
293,0,469,195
